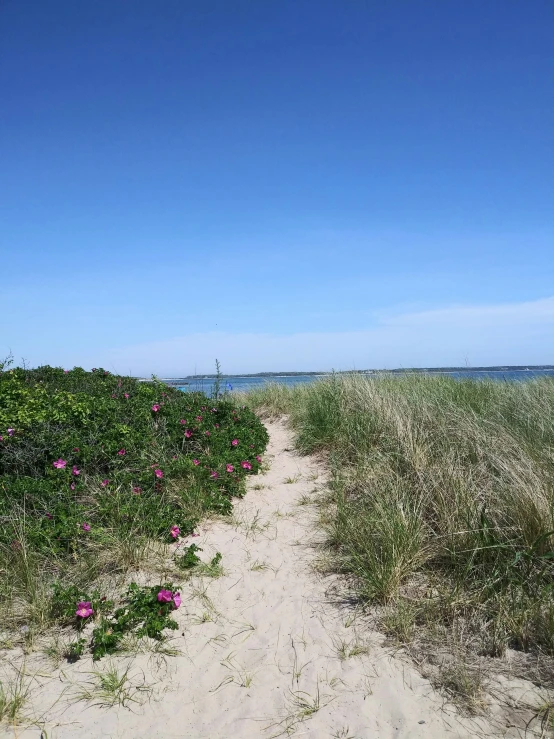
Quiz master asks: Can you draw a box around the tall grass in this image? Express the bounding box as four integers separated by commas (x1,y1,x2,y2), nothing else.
243,375,554,671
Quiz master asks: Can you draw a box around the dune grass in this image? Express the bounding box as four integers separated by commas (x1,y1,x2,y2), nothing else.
242,374,554,683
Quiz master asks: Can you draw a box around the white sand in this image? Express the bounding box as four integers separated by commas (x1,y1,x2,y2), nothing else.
0,420,542,737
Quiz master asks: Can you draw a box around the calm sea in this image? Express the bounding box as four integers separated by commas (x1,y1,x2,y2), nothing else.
178,369,554,394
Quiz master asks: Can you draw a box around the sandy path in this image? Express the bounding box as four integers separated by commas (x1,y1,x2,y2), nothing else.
1,421,528,738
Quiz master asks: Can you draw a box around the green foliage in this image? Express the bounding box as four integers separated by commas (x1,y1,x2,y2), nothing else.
65,638,87,663
0,366,268,557
50,582,112,624
91,583,180,660
0,364,268,639
175,543,203,570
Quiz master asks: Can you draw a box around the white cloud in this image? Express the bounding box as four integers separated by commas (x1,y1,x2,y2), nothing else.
69,296,554,375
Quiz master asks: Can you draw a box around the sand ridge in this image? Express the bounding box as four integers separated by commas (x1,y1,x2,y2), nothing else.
0,420,534,738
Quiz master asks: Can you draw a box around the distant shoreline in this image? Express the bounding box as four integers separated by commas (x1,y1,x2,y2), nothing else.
140,366,554,384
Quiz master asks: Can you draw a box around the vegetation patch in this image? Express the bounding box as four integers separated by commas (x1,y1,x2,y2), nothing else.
243,374,554,691
0,359,268,648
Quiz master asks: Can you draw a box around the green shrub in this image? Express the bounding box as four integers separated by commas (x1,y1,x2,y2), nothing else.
91,583,181,660
0,364,268,635
0,366,267,554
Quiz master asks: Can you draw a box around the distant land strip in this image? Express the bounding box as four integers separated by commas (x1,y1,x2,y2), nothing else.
134,366,554,384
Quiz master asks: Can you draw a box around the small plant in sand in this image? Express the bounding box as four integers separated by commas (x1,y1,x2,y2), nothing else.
91,583,181,660
0,666,29,725
175,543,203,570
75,662,152,708
174,544,223,576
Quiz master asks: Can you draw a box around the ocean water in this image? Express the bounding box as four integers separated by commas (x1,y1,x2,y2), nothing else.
178,369,554,395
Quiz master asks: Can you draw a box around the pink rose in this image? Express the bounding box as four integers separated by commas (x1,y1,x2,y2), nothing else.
76,601,94,618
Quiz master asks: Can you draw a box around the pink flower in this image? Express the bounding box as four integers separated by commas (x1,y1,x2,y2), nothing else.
124,393,129,399
152,404,161,412
53,458,67,469
111,393,117,399
45,512,53,520
179,419,187,425
133,486,142,494
210,470,219,479
256,455,262,463
211,408,217,413
195,415,203,422
64,370,69,374
226,464,234,473
75,601,94,618
192,459,199,466
118,380,122,387
170,525,180,539
101,479,109,487
205,431,211,436
173,592,181,608
215,423,220,428
7,428,14,437
117,449,126,456
154,468,163,478
82,522,91,532
70,482,76,490
231,439,239,447
157,589,173,603
72,465,80,475
184,429,192,438
172,455,177,460
0,436,3,442
73,447,80,452
241,461,252,470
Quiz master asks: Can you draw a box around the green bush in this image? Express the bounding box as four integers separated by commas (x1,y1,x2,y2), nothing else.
0,365,268,557
91,583,181,660
0,364,268,638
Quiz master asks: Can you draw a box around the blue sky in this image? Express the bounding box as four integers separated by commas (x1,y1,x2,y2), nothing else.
1,0,552,375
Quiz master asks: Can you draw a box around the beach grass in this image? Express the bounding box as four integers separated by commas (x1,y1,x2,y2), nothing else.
241,374,554,682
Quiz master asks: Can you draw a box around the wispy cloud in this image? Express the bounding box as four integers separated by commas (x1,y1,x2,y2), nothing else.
64,296,554,375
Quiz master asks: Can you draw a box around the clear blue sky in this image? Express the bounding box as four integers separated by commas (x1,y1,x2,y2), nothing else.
1,0,552,375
